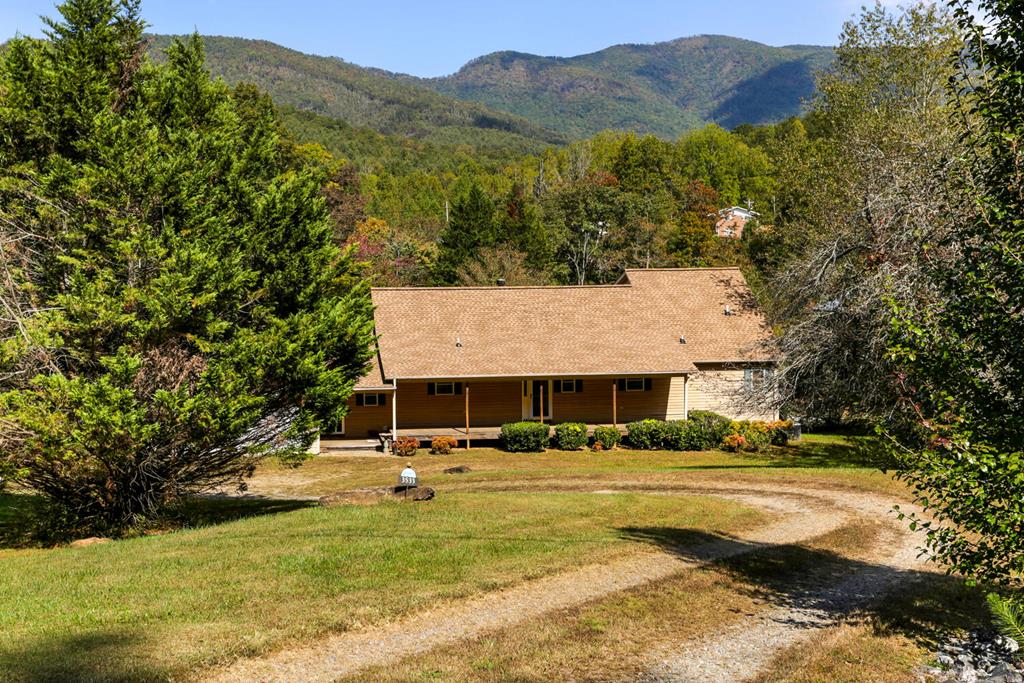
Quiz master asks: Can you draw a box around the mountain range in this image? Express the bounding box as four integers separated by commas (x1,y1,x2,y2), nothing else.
148,33,833,151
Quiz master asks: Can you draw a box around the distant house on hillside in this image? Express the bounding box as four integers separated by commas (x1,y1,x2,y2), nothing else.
714,206,760,239
322,268,779,452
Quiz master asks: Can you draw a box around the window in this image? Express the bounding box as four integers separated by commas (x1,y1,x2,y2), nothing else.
427,382,462,396
745,368,770,391
363,393,379,407
355,393,387,407
556,379,583,393
618,377,651,392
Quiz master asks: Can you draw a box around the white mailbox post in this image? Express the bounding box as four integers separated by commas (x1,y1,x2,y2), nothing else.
399,464,417,497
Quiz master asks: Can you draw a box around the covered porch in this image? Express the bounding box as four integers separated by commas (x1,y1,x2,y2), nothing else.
332,374,692,449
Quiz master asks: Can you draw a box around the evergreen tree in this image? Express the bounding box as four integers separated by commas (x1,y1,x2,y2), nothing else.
0,0,374,535
432,182,497,284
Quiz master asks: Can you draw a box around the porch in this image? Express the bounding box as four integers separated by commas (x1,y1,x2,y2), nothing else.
331,375,692,447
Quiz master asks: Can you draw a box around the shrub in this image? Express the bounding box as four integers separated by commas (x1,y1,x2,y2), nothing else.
726,421,772,452
592,425,621,450
500,422,550,452
687,411,733,450
767,420,793,446
554,423,588,451
393,436,420,457
627,419,668,450
722,433,747,452
661,420,695,450
430,436,459,455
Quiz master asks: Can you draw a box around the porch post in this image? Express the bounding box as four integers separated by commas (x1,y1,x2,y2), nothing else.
612,379,618,428
683,374,689,420
465,383,471,450
391,379,398,445
539,383,545,425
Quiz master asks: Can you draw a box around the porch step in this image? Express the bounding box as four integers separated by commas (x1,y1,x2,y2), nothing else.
320,439,384,453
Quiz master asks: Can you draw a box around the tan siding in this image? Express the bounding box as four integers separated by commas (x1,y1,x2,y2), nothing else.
551,377,675,423
339,394,391,437
666,376,687,420
397,381,522,430
617,378,673,422
688,363,776,421
551,379,615,423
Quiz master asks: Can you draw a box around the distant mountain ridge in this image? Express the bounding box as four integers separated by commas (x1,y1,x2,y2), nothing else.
147,33,833,145
147,35,567,155
419,35,834,138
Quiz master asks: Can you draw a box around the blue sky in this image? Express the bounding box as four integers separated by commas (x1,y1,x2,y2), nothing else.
3,0,877,77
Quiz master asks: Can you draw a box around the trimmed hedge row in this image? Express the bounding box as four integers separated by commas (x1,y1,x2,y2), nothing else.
626,413,792,452
494,415,793,453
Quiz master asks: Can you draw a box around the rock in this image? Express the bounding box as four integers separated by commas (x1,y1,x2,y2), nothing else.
319,486,435,506
69,537,112,548
444,465,471,474
995,636,1021,655
938,653,955,667
960,664,979,683
989,662,1022,681
398,486,435,501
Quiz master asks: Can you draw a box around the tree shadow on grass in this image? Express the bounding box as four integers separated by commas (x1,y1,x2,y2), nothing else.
164,494,314,529
665,437,891,472
0,629,169,683
0,492,313,548
618,526,985,650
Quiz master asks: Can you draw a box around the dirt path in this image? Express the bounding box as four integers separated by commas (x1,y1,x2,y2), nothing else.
204,484,909,683
638,523,924,682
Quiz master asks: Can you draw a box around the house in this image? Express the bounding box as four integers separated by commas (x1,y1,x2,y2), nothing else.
714,206,759,239
325,267,777,449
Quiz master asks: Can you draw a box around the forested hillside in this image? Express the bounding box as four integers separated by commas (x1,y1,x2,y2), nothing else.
422,36,834,138
147,35,567,154
147,34,831,143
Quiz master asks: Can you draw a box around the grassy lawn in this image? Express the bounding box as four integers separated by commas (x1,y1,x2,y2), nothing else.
0,435,947,682
248,433,905,500
0,491,763,681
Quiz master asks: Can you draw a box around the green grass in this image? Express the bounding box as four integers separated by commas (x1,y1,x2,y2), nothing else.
249,434,903,500
0,491,763,682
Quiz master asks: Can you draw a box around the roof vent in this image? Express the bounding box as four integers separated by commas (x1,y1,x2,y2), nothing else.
496,278,506,286
724,305,733,316
679,335,687,344
455,336,463,348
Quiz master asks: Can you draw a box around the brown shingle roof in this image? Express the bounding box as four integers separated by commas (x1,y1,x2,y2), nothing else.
369,268,775,381
354,350,393,390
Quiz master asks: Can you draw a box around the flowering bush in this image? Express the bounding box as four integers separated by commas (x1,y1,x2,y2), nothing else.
393,436,420,457
430,436,458,455
722,433,747,452
554,422,588,450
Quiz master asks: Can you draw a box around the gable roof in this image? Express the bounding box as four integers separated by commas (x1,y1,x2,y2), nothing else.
366,268,775,382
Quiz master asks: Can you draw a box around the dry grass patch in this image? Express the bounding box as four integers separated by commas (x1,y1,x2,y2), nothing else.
346,521,889,683
749,574,989,683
